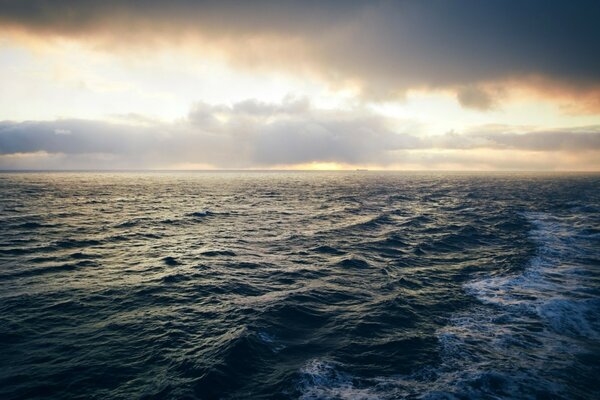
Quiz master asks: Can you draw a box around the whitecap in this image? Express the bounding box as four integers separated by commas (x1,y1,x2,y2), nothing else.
298,360,380,400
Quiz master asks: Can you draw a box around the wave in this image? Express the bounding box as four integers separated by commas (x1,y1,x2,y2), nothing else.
334,257,371,269
190,327,274,399
200,249,237,257
295,211,600,399
0,260,97,280
54,238,102,249
162,256,180,266
434,211,600,397
465,212,600,339
312,245,346,255
298,360,379,400
15,221,50,229
114,218,149,228
188,210,213,218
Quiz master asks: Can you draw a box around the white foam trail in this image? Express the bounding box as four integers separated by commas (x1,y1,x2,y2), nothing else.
432,211,599,398
464,212,599,340
297,212,599,399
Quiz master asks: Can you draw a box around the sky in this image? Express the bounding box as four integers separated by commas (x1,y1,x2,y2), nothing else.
0,0,599,170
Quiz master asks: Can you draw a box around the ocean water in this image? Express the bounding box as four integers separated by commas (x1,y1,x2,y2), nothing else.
0,172,599,400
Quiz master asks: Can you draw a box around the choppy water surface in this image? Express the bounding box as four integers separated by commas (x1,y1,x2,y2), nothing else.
1,172,599,400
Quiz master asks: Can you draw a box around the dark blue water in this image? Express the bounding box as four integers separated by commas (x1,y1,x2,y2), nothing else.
1,172,599,399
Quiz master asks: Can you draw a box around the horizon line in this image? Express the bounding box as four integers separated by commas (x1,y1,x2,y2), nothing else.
1,169,599,174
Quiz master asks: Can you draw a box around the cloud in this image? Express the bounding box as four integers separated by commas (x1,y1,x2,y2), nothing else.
1,98,599,170
432,125,600,151
390,148,600,171
1,1,599,109
456,86,499,111
0,98,412,168
466,127,600,152
53,128,71,135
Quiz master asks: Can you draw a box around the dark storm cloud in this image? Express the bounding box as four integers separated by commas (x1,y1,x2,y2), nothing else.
1,98,600,169
1,1,599,106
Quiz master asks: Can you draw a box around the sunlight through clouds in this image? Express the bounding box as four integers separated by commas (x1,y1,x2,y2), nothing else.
1,0,599,170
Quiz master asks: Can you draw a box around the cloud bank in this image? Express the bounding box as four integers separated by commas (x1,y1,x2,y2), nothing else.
1,98,599,170
1,0,599,109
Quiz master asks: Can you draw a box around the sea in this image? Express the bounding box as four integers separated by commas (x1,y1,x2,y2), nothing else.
0,171,598,400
